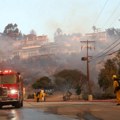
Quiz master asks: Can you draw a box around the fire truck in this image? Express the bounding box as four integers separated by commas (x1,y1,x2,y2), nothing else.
0,70,23,108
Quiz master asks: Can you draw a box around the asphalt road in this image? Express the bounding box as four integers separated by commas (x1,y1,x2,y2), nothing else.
0,101,120,120
0,101,77,120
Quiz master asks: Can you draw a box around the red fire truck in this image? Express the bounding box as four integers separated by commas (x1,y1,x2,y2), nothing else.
0,70,23,108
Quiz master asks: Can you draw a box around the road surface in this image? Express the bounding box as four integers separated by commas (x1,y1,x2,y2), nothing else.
0,100,120,120
0,101,77,120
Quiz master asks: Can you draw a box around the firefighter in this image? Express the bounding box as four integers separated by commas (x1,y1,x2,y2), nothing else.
34,92,37,102
40,89,46,102
36,91,40,102
33,92,36,101
112,75,120,105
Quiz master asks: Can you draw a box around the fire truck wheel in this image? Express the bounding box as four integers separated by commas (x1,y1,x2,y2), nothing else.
21,101,23,107
0,103,2,109
14,101,21,108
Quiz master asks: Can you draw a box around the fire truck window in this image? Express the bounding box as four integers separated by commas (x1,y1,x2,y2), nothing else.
1,75,17,84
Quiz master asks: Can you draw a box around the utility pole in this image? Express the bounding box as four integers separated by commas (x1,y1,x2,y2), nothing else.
81,40,95,100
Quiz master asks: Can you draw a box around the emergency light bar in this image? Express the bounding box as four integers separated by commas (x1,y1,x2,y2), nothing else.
0,70,16,74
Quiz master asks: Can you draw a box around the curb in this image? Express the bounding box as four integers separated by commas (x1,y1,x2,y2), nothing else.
24,99,116,103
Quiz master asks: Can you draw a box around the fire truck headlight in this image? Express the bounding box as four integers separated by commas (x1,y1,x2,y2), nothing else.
10,89,18,94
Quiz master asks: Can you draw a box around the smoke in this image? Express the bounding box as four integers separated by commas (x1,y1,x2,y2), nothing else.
0,28,117,89
0,35,16,60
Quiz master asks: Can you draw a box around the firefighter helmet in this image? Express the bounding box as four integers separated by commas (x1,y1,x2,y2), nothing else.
112,75,117,79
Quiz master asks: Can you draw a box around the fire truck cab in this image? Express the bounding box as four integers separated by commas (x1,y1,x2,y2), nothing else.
0,70,23,108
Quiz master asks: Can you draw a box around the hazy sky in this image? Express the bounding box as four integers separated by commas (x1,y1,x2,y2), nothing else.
0,0,120,41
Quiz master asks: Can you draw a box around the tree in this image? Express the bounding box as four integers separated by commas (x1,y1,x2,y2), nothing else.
113,50,120,77
30,29,37,35
98,50,120,93
56,28,62,35
106,28,120,37
92,26,96,32
75,85,81,95
54,69,86,92
32,76,53,89
98,59,117,93
3,23,20,39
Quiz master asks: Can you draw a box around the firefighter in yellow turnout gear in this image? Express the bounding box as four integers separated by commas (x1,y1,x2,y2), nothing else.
34,89,46,102
34,92,37,102
112,75,120,105
40,89,46,102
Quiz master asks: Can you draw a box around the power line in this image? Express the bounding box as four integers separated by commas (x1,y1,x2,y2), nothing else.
91,0,120,62
92,1,120,61
86,1,120,62
107,49,120,55
90,41,120,62
109,11,120,27
103,1,120,28
93,49,120,65
91,36,119,58
93,0,109,25
90,37,120,62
